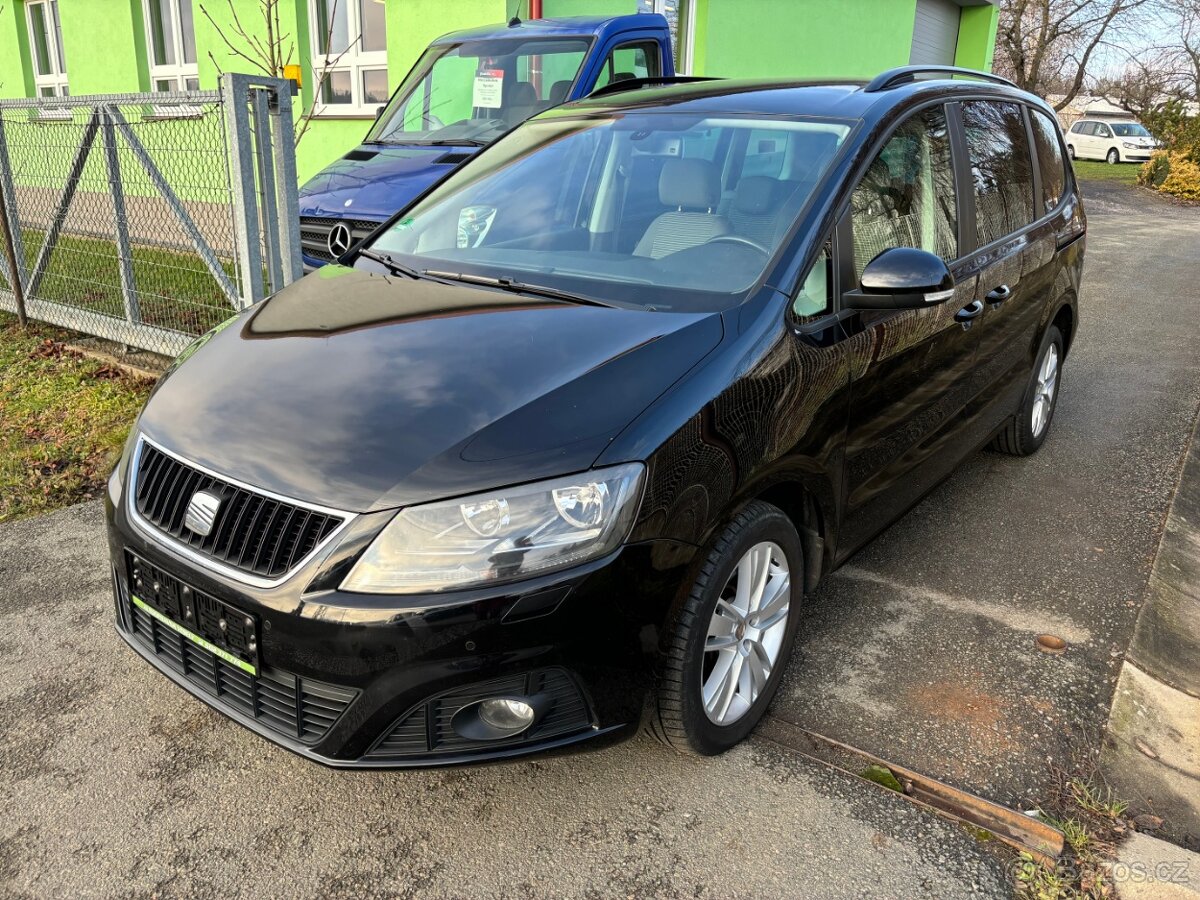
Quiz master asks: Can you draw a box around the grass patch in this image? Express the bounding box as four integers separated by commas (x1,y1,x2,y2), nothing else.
1015,767,1147,900
1072,159,1142,185
0,313,154,523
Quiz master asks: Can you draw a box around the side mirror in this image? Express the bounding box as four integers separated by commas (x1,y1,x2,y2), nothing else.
842,247,954,311
375,105,387,121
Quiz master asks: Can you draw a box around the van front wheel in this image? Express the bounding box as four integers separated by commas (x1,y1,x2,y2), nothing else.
1107,148,1120,164
649,501,804,756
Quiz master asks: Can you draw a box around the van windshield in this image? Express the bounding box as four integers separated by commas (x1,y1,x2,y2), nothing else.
367,39,592,147
1110,123,1150,137
367,112,852,311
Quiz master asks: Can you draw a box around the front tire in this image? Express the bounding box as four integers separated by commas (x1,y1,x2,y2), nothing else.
1107,147,1120,164
990,325,1063,456
1067,144,1076,160
649,501,804,756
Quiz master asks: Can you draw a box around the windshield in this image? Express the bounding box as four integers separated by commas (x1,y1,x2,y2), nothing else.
367,112,852,311
366,38,591,146
1111,123,1150,137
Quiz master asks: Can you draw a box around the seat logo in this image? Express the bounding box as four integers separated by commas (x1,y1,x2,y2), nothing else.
327,222,353,257
184,490,222,538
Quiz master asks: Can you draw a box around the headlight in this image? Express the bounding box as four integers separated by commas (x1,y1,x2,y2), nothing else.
1123,141,1137,149
340,463,645,594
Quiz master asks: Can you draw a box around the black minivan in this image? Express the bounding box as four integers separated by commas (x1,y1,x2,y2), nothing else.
107,66,1084,767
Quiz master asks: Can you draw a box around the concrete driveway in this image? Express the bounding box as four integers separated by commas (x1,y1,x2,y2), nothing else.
1,179,1196,898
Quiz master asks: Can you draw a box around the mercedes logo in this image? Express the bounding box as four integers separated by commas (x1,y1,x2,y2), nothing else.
327,222,353,257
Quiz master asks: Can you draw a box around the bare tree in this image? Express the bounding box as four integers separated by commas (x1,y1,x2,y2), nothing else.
994,0,1153,110
200,0,360,145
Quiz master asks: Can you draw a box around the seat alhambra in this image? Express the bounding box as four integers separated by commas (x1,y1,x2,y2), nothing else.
107,66,1084,767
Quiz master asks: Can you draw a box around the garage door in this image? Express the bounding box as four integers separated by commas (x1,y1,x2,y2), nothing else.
910,0,961,66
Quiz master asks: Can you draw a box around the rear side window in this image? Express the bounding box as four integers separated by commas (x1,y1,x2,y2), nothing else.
961,101,1035,247
1029,109,1067,214
850,105,957,279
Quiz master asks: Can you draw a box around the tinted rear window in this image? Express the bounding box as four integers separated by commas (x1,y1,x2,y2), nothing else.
962,101,1036,246
1029,109,1067,214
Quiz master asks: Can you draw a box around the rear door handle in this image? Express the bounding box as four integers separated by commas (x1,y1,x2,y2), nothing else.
985,284,1012,307
954,299,984,330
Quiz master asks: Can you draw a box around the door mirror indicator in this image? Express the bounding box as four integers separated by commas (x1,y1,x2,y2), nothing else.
842,247,955,311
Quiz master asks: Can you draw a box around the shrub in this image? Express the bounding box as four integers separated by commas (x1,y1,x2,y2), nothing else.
1160,153,1200,201
1138,152,1171,188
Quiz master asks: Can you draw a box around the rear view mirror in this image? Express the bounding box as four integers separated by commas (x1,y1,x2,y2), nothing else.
843,247,954,311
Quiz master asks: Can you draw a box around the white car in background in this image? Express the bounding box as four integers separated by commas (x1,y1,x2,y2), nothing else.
1065,119,1157,164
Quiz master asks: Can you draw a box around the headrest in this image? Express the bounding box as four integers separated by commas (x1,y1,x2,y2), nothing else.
508,81,537,105
548,79,572,105
733,177,783,215
612,72,636,83
659,158,720,210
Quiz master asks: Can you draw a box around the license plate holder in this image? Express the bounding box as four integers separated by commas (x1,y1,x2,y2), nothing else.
126,552,260,676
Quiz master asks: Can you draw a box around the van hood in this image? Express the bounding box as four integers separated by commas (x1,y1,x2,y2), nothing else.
298,144,481,221
138,266,723,512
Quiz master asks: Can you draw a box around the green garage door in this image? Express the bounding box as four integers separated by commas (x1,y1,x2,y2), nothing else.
910,0,961,65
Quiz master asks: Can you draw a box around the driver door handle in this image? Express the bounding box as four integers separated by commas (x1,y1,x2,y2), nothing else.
985,284,1012,307
954,299,985,330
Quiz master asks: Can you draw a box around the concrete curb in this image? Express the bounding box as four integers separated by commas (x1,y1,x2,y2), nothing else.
1103,412,1200,845
1114,832,1200,898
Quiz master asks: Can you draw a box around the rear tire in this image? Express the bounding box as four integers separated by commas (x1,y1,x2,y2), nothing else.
1107,147,1120,164
989,325,1063,457
648,501,804,756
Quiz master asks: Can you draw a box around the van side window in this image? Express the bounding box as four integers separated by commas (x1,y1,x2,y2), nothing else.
593,41,661,90
1030,109,1067,214
794,245,832,317
850,105,957,280
961,101,1036,247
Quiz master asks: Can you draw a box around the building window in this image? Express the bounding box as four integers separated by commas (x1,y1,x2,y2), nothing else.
144,0,200,92
309,0,388,116
26,0,68,97
638,0,693,74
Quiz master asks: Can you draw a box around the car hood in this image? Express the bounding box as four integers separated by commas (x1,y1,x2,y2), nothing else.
138,266,724,513
297,144,481,221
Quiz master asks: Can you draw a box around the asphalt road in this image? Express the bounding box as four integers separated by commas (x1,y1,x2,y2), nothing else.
774,180,1200,808
1,180,1196,898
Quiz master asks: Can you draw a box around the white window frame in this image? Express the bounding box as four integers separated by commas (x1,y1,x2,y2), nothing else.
308,0,389,117
640,0,696,75
25,0,69,97
142,0,200,93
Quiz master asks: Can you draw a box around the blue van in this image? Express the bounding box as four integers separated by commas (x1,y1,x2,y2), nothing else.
298,14,675,268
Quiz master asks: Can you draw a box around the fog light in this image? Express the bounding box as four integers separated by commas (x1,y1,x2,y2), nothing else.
450,694,549,742
478,698,535,732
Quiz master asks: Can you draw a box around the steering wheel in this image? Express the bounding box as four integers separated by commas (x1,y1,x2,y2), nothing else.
704,235,770,254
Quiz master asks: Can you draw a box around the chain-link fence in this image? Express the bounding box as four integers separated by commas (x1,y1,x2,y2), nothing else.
0,76,300,357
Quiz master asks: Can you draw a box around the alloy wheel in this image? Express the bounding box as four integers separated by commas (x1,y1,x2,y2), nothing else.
1031,343,1059,438
701,541,791,725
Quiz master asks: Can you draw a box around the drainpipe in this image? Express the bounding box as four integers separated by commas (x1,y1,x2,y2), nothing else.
529,0,542,17
528,0,543,95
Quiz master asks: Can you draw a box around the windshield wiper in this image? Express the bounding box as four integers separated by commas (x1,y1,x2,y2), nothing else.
421,270,618,308
357,248,423,280
423,138,490,147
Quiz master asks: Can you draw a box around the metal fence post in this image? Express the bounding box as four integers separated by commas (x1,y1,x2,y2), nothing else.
270,82,303,286
252,88,283,294
222,73,264,309
0,113,29,307
100,106,140,326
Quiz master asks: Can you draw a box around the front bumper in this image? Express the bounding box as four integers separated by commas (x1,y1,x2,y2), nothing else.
106,480,693,769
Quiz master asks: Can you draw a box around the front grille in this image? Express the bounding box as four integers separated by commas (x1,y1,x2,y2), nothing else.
132,440,345,581
299,216,382,262
366,668,593,760
119,577,357,744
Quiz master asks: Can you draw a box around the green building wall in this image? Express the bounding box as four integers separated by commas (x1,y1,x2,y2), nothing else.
0,0,997,185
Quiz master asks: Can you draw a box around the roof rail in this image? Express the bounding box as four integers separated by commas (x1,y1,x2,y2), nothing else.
586,75,721,99
863,65,1018,93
